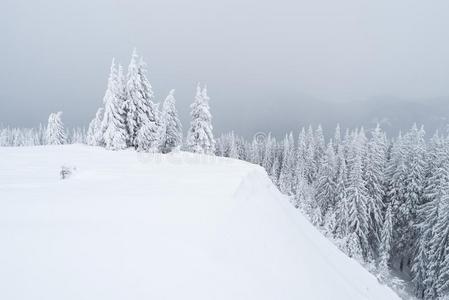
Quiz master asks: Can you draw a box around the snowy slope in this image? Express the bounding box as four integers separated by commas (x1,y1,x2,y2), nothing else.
0,145,399,300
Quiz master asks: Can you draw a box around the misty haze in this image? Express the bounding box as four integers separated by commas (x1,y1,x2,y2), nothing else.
2,0,449,136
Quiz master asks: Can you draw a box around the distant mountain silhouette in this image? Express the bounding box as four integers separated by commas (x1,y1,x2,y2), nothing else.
216,93,449,138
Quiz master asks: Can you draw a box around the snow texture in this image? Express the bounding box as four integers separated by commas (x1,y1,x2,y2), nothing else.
0,145,399,300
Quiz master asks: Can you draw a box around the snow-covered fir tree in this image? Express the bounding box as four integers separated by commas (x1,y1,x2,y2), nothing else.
392,125,426,273
186,84,215,155
70,127,86,144
345,137,370,261
228,131,239,159
334,124,341,150
102,59,127,150
412,133,449,298
45,112,66,145
305,125,316,183
278,132,296,195
364,124,387,257
314,125,325,166
125,49,159,150
159,90,183,153
334,143,349,239
315,141,337,223
425,186,449,299
87,108,105,146
379,204,393,279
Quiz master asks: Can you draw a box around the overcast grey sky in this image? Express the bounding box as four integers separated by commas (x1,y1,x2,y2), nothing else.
1,0,449,135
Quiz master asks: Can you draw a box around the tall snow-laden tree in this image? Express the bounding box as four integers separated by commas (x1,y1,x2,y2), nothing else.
394,124,426,272
125,49,159,150
345,138,370,261
315,141,337,222
102,59,127,150
270,145,282,185
412,133,449,298
384,132,408,271
159,90,183,153
297,127,306,163
364,124,387,257
379,204,393,279
279,132,295,195
228,131,239,158
87,108,105,146
262,134,276,172
334,144,349,239
425,186,449,299
334,124,341,150
136,117,159,152
305,125,316,183
46,112,66,145
186,84,215,155
314,124,325,169
294,154,320,224
248,135,262,165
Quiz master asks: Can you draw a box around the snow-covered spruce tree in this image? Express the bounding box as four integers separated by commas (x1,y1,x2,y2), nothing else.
412,133,449,298
221,131,239,159
124,50,139,146
238,138,246,159
378,203,393,279
159,90,183,153
313,125,326,180
424,186,449,299
102,59,127,150
70,127,86,144
345,137,370,261
393,124,426,273
136,118,160,152
37,123,46,145
125,49,159,150
45,112,66,145
217,133,229,157
305,125,316,183
248,136,262,165
231,132,240,158
270,144,282,186
279,132,296,195
186,84,215,155
385,132,409,272
334,124,341,150
87,108,104,146
315,141,337,224
295,156,320,224
297,127,306,162
364,124,387,258
334,143,349,239
262,134,276,172
215,135,226,157
0,127,8,146
237,135,248,160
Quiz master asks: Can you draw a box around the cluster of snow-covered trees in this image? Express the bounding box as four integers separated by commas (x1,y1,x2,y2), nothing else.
215,125,449,299
0,119,85,147
86,49,215,155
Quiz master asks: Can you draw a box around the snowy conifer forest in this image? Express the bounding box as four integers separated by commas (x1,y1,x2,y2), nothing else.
2,50,449,300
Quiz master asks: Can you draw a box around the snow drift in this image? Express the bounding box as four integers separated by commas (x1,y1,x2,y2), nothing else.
0,145,399,299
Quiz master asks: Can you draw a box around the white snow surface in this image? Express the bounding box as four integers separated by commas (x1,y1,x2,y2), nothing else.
0,145,399,300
